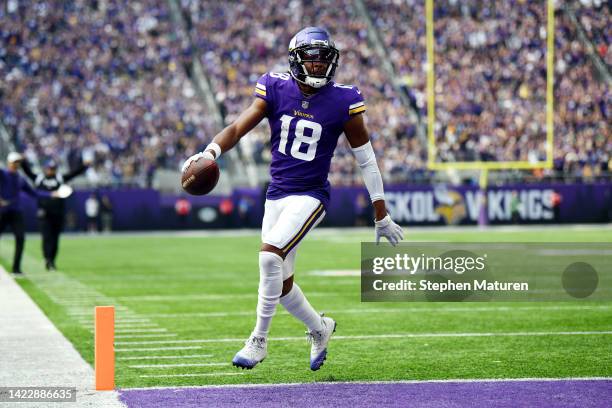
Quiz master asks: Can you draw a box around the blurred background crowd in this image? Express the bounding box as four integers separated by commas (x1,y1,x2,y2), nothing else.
1,0,214,186
1,0,609,188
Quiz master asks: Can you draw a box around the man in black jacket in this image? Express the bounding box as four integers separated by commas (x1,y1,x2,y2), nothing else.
1,153,58,275
22,158,89,270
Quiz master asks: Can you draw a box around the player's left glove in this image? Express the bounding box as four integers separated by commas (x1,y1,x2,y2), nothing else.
181,151,215,173
375,215,404,246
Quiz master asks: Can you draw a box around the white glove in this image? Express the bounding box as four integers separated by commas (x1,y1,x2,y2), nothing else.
181,151,215,173
375,215,404,246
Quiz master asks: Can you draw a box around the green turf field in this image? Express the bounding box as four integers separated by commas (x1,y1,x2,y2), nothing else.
3,226,611,388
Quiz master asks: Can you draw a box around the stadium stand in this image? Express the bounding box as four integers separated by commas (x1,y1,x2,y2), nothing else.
554,2,610,178
1,0,609,188
432,1,548,164
0,0,216,187
572,0,610,66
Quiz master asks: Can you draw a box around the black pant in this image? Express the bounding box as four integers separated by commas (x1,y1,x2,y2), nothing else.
40,215,64,264
0,210,25,272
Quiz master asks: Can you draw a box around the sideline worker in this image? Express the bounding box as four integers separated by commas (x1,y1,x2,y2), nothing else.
21,157,89,270
0,153,57,275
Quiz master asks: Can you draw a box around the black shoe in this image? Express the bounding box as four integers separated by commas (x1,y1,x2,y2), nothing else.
12,270,23,276
45,260,56,271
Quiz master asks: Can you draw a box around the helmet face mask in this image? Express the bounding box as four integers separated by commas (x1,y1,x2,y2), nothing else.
289,27,339,89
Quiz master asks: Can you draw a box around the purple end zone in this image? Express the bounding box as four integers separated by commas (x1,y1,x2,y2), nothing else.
119,379,611,408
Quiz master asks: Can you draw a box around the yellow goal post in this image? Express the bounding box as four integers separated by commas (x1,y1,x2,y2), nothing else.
425,0,555,173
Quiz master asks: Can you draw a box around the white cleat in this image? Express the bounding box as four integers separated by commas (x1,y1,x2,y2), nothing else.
307,315,336,371
232,335,267,370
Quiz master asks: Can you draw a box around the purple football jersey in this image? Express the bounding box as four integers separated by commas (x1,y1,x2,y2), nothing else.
254,72,366,208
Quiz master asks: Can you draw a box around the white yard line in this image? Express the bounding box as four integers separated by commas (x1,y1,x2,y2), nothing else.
143,311,254,318
116,328,168,333
114,319,153,323
57,224,610,240
67,310,134,316
139,305,612,319
128,363,228,369
74,319,158,327
114,330,612,345
115,346,204,352
138,373,244,378
116,292,329,302
0,246,165,339
117,354,213,361
0,267,125,407
115,333,178,339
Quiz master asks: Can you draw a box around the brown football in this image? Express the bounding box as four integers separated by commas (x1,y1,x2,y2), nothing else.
181,157,220,195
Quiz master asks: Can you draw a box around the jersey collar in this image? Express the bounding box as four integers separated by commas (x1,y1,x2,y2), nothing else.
290,78,334,100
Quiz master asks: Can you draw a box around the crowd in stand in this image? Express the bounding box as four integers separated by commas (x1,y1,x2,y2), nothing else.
433,1,549,164
1,0,217,187
573,0,610,66
1,0,609,188
553,2,609,177
369,0,609,178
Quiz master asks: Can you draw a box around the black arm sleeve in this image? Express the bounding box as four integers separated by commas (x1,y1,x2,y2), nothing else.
21,161,38,182
62,163,88,183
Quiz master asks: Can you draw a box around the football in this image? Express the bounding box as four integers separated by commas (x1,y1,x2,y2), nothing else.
181,157,219,195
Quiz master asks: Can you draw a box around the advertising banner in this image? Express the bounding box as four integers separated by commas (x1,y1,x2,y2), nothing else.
19,183,611,231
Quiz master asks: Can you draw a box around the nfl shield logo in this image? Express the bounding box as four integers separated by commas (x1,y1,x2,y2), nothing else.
301,100,309,109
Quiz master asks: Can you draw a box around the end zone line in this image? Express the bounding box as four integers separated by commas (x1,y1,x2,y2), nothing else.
121,376,612,391
114,330,612,345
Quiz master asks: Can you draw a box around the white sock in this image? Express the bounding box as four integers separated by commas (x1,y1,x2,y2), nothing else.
252,251,284,339
280,283,323,332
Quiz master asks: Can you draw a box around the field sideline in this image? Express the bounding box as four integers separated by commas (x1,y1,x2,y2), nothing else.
1,225,610,394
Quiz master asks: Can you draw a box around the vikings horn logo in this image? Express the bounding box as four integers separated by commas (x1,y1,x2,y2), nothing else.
434,188,467,225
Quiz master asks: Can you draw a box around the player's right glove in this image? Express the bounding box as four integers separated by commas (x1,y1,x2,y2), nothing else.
375,215,404,246
181,143,221,173
181,151,215,173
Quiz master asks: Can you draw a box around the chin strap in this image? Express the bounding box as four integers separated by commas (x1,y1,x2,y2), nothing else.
305,76,328,88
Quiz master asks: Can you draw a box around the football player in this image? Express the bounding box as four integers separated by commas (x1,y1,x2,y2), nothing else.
182,27,403,371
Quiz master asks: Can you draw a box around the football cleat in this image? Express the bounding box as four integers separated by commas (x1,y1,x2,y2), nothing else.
307,315,336,371
232,336,267,370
